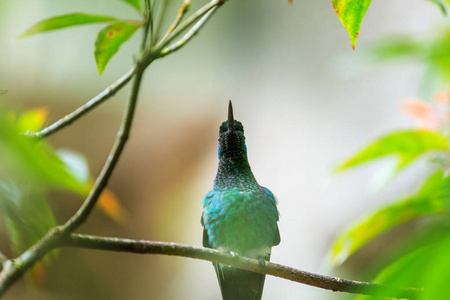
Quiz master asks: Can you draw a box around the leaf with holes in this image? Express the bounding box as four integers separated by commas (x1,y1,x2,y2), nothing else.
95,21,142,75
18,13,118,38
332,0,372,49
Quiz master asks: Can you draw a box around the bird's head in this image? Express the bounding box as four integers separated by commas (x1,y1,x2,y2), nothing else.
218,101,247,160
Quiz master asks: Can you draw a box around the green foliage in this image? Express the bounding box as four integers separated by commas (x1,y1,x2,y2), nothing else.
357,232,450,299
366,29,450,85
19,10,143,74
0,107,88,255
329,171,447,266
16,107,48,134
95,21,142,75
336,130,448,174
0,112,85,193
429,0,447,14
18,13,118,38
0,181,56,255
0,89,7,95
119,0,142,12
331,0,372,49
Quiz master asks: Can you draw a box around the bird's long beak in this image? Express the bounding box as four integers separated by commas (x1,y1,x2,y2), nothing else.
228,100,235,132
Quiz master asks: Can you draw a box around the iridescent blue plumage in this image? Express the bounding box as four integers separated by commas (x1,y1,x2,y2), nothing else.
202,101,280,300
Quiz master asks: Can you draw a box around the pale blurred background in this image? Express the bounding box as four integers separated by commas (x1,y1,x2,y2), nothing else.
0,0,443,299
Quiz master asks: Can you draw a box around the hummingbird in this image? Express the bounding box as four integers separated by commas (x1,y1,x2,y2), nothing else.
201,101,280,300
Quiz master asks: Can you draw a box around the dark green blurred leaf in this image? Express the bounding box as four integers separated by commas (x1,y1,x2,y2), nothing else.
329,171,448,267
94,21,142,75
16,107,49,133
118,0,142,11
0,89,7,95
332,0,372,49
18,13,118,38
0,181,56,254
337,130,448,174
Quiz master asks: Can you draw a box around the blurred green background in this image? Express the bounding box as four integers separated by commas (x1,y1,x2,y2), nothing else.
0,0,445,299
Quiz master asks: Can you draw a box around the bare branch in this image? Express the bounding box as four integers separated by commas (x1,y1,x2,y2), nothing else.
28,67,136,139
0,226,64,296
160,6,217,57
155,0,224,52
159,0,191,43
64,234,423,299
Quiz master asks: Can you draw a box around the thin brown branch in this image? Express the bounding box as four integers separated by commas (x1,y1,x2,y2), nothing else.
64,234,423,299
28,66,136,139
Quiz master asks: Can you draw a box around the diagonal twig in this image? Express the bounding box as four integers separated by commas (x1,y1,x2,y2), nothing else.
28,66,137,139
160,6,217,57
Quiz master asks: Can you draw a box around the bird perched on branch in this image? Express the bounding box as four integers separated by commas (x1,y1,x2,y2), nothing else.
202,101,280,300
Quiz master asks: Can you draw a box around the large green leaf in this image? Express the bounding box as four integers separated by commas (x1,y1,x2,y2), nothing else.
336,130,449,174
118,0,142,11
357,233,450,299
329,171,448,267
94,21,142,75
18,13,118,38
332,0,372,49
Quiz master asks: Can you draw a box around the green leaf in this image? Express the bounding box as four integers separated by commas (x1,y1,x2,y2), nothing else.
0,181,56,255
329,171,448,267
56,149,90,188
94,21,142,75
0,89,7,95
332,0,372,49
118,0,142,11
0,109,85,193
428,0,447,15
336,130,449,174
16,107,49,133
358,233,450,299
366,29,450,83
18,13,118,38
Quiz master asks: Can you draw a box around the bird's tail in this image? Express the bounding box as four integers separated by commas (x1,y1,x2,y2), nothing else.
214,263,266,300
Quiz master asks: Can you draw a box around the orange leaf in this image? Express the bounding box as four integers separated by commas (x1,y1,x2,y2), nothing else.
98,188,127,223
401,99,439,130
